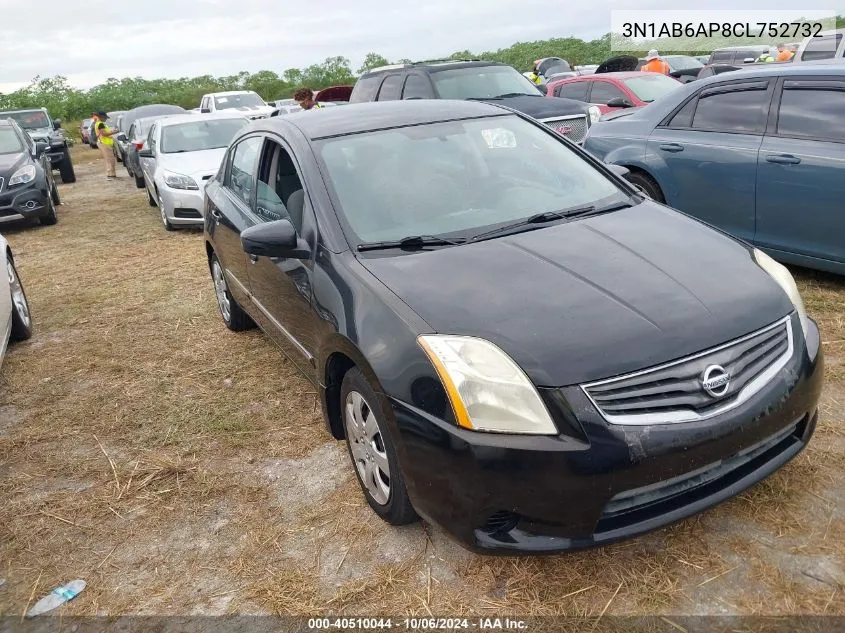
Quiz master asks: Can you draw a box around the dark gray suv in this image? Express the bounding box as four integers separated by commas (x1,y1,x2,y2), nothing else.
0,108,75,183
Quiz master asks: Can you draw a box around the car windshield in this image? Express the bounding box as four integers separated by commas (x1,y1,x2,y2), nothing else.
214,93,265,110
622,74,681,102
82,118,93,126
431,66,541,100
3,111,50,129
665,56,704,71
160,118,247,153
318,115,630,245
0,128,24,154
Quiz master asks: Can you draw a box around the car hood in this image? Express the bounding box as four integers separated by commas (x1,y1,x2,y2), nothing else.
228,105,275,117
483,95,589,118
595,55,640,73
157,148,226,181
359,202,793,387
24,126,55,140
0,152,27,177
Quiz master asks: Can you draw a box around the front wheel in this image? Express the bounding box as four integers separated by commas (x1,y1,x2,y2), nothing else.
39,195,58,226
160,204,174,231
7,257,33,341
50,181,61,205
341,367,417,525
210,254,254,331
135,174,145,189
58,151,76,183
625,170,664,203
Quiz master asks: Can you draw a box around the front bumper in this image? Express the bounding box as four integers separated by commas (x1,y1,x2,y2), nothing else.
0,181,51,220
390,315,823,554
158,186,205,226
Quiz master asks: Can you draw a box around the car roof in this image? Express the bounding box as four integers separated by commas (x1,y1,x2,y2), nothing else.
207,90,258,96
363,60,507,76
712,45,768,51
271,99,509,140
707,61,845,80
157,113,249,127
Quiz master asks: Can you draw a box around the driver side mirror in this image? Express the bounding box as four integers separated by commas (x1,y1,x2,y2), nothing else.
117,133,128,142
34,141,49,156
606,97,634,108
52,119,61,130
138,148,154,158
241,219,311,259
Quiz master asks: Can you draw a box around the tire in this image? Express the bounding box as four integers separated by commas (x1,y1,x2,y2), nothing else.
160,203,174,231
210,254,254,331
39,195,58,226
50,181,60,205
341,367,417,525
7,256,33,342
135,174,145,189
147,188,157,207
58,150,76,183
625,170,664,203
114,148,122,163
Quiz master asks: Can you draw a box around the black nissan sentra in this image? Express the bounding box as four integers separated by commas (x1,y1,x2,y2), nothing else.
203,100,823,554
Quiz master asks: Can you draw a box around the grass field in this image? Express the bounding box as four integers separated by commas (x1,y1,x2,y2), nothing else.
0,145,842,618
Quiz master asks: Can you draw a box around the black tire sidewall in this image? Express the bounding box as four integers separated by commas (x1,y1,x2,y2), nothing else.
626,171,664,203
8,259,33,341
340,367,417,525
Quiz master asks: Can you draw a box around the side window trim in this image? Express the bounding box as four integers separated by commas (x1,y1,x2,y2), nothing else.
767,76,845,143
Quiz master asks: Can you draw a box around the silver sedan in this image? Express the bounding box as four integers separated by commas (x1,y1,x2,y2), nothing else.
138,113,249,231
0,233,32,367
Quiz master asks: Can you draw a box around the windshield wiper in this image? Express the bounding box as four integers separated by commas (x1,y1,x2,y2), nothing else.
466,92,538,101
357,235,467,252
471,202,635,243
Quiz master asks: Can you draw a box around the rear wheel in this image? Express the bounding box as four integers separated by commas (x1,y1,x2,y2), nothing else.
58,150,76,183
625,170,664,203
135,174,145,189
341,367,417,525
7,257,32,341
210,254,254,331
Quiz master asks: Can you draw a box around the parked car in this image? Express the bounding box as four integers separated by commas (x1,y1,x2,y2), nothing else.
707,46,772,65
315,85,353,105
547,57,682,114
204,99,821,554
110,112,128,163
793,29,844,63
0,108,75,183
88,120,99,149
585,63,845,275
119,105,187,187
80,118,93,144
1,233,32,367
695,64,742,80
199,91,275,120
0,118,60,226
138,113,249,230
349,60,599,144
636,55,705,82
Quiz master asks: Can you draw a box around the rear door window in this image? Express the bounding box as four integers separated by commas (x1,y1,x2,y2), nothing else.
555,82,589,101
800,34,842,61
589,81,626,104
776,81,845,142
402,74,434,99
377,75,404,101
350,75,383,103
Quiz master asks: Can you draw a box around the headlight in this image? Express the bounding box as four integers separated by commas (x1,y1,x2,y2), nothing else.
588,105,601,125
418,335,557,435
753,248,809,338
8,165,36,186
163,171,199,190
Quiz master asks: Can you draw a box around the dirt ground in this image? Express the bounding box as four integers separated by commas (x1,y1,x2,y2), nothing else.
0,145,842,619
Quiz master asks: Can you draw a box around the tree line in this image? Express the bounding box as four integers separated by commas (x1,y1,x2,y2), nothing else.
1,18,842,123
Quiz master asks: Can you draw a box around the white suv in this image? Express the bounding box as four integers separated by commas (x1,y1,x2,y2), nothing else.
199,91,275,120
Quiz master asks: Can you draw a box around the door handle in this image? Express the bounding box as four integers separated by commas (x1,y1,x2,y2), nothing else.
765,154,801,165
248,254,259,264
658,143,684,153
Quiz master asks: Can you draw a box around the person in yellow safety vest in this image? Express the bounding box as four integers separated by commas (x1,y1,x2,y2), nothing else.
641,50,670,75
294,87,323,110
527,61,543,85
92,111,118,180
757,47,777,63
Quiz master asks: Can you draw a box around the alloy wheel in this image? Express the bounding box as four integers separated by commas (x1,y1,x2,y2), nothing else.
211,260,231,322
7,261,30,330
344,390,391,505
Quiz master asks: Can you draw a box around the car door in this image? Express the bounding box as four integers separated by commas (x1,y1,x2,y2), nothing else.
206,135,264,309
645,79,773,243
244,137,319,381
588,79,628,113
755,77,845,266
140,123,159,198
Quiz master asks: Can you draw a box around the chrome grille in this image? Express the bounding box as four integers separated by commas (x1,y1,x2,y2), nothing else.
583,315,794,425
540,115,588,144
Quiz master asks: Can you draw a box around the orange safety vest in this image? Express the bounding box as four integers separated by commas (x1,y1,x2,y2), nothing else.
641,59,670,75
777,50,794,62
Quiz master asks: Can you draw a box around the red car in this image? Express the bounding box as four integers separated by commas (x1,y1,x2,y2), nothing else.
547,71,681,114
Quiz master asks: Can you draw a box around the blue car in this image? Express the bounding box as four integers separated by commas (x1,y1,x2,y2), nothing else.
584,62,845,275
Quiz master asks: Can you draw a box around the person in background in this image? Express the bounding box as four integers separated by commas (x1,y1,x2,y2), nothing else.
776,43,794,62
294,88,323,110
757,47,777,63
527,60,543,85
92,111,118,179
641,50,670,74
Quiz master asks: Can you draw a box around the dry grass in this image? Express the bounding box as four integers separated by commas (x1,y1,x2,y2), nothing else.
0,146,842,618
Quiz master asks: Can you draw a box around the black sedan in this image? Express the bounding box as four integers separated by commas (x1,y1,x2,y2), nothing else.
203,100,822,554
0,118,59,226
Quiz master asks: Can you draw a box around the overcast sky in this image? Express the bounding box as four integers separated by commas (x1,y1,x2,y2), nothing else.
0,0,838,93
